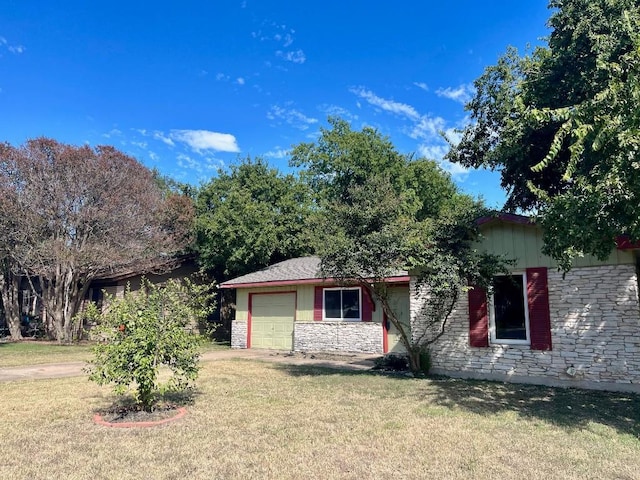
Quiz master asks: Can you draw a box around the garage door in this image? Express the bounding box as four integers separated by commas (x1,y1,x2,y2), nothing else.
250,292,295,350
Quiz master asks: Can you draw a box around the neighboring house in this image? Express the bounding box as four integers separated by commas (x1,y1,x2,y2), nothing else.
221,214,640,393
219,256,411,354
87,255,198,310
0,255,198,338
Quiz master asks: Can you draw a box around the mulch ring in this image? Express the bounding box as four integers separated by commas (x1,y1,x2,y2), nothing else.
94,404,187,428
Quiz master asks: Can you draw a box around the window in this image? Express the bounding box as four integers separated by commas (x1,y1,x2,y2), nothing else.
323,288,361,321
489,274,530,345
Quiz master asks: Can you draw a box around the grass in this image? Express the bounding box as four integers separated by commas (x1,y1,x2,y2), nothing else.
0,341,94,366
0,359,639,479
0,339,229,367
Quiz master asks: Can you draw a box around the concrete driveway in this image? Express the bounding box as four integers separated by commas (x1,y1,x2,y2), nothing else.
0,349,379,382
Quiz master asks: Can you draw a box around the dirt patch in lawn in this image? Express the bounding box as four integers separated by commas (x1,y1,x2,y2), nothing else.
94,404,187,428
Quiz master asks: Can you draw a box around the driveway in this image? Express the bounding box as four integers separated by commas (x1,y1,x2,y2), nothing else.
0,349,379,382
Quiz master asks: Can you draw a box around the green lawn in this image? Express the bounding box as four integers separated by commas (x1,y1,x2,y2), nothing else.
0,359,638,479
0,340,229,367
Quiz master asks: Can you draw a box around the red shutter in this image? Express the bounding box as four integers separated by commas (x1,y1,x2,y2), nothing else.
362,287,373,322
527,267,552,351
313,286,323,321
468,285,489,347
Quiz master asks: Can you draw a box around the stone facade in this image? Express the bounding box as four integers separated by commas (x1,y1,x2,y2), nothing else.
231,320,247,349
293,321,383,354
418,265,640,392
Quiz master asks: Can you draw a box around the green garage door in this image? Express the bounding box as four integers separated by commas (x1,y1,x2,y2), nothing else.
250,293,295,350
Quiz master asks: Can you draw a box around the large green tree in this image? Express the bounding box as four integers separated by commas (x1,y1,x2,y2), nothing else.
448,0,640,270
293,119,507,372
194,157,313,281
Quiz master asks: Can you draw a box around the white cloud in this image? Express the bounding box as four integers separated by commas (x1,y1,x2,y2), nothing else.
215,72,230,81
263,147,289,159
350,87,420,121
318,104,358,122
418,143,469,180
153,131,175,147
435,83,475,104
236,77,245,85
102,128,122,138
267,105,317,130
408,116,446,140
148,151,159,162
0,37,25,54
177,153,203,172
413,82,429,92
170,129,240,153
131,141,148,149
276,49,306,64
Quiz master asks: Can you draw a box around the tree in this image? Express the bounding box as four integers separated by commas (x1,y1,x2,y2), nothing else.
0,138,192,342
0,143,27,339
293,120,507,372
194,156,313,281
448,0,640,270
88,278,212,411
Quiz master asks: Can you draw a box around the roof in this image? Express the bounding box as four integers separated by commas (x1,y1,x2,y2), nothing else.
476,212,534,227
219,256,409,289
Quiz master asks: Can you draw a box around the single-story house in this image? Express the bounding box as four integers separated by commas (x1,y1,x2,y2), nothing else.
219,256,411,354
220,214,640,393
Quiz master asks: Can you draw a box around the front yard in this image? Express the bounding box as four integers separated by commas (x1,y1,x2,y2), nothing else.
0,358,638,479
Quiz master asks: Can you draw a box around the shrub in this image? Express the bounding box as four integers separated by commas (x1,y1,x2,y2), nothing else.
87,278,215,411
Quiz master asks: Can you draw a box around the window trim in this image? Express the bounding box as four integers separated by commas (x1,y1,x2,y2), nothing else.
322,287,362,322
489,272,531,346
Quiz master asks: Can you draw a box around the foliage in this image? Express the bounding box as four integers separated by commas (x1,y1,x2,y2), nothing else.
294,119,509,372
70,301,101,342
0,138,193,342
87,278,213,411
448,0,640,270
290,116,407,203
194,156,313,280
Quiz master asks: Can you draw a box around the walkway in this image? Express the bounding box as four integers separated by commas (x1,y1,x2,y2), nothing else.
0,349,379,382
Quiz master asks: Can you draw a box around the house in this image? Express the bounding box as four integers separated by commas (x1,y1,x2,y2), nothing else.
0,255,199,338
221,214,640,393
86,254,199,310
219,256,411,354
428,213,640,393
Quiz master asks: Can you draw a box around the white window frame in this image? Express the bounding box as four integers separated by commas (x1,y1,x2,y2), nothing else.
323,287,362,322
489,272,530,346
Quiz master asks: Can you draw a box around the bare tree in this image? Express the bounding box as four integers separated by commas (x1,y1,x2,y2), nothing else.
0,138,192,342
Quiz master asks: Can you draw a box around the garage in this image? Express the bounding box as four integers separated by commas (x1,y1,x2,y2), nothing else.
249,292,295,350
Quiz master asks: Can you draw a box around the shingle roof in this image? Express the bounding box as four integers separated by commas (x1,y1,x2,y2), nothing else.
220,256,322,287
219,256,408,288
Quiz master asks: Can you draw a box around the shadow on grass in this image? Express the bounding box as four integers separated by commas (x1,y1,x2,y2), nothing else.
92,387,202,414
425,376,640,438
271,362,640,438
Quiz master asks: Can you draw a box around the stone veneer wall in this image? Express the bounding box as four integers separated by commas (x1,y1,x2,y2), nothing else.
293,322,383,354
413,265,640,392
231,320,247,349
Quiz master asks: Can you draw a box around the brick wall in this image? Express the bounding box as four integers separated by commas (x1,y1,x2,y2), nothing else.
416,265,640,392
294,322,383,354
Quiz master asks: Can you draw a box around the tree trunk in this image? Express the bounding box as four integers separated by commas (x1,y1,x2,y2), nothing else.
0,264,22,340
41,268,92,343
408,350,421,373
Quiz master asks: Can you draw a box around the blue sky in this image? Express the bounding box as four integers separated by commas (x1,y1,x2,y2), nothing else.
1,1,552,208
